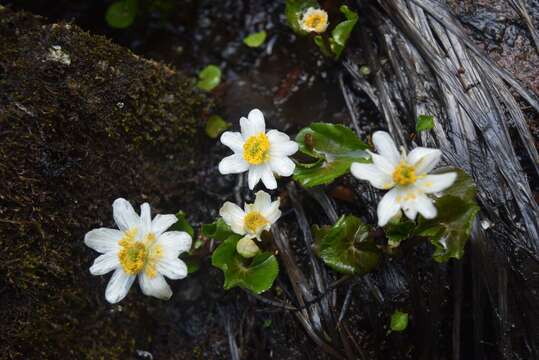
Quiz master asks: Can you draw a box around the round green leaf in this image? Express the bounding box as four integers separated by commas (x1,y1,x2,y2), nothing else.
243,31,267,48
293,122,369,187
317,215,380,274
211,237,279,294
197,65,222,92
329,5,358,59
205,115,230,139
416,115,435,132
105,0,138,29
417,169,479,262
390,310,409,332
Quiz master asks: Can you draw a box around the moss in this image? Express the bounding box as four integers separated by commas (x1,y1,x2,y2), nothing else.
0,8,211,359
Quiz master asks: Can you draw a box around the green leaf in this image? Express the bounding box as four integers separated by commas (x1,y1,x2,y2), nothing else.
384,219,415,248
329,5,358,59
434,167,477,203
389,310,409,332
105,0,138,29
416,115,435,132
170,211,194,239
317,215,380,275
211,237,279,294
285,0,320,35
201,218,234,242
243,31,267,48
313,35,332,57
196,65,222,92
417,169,479,262
293,122,369,187
205,115,230,139
184,257,200,274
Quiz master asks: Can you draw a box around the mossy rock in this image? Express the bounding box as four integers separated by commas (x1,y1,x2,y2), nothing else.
0,7,213,359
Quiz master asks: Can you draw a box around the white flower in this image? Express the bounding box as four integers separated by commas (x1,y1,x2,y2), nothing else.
84,198,192,304
218,109,299,190
219,190,281,245
351,131,457,227
299,7,329,33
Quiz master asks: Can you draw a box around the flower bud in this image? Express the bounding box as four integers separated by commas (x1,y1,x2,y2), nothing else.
236,236,260,258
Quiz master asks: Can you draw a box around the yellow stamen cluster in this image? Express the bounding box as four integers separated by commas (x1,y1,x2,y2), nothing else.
392,161,417,186
118,229,163,277
244,211,268,233
301,9,329,33
243,133,270,165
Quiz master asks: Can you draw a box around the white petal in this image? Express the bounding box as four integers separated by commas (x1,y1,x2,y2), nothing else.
240,109,265,138
269,156,295,177
140,203,151,234
138,273,172,300
415,194,437,219
151,214,178,236
218,154,249,174
105,269,135,304
399,187,420,221
402,203,418,220
350,163,394,190
262,200,281,224
261,165,277,189
370,152,396,175
219,202,246,235
372,131,400,165
377,188,402,227
407,147,441,174
266,129,290,144
90,252,119,275
416,173,457,194
113,198,140,231
220,131,244,153
84,228,122,253
269,141,299,157
267,130,298,156
247,165,264,190
252,191,272,212
156,257,188,280
157,231,192,257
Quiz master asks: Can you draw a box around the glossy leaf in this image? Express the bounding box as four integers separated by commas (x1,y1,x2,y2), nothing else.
105,0,138,29
285,0,320,35
417,169,479,262
205,115,230,139
170,211,194,239
384,219,415,248
201,218,234,242
196,65,221,92
243,31,267,48
294,122,369,187
390,310,409,332
329,5,358,59
416,115,435,132
317,215,379,275
211,236,279,294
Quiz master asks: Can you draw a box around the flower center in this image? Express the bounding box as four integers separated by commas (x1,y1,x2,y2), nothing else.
243,133,270,165
392,161,417,186
118,229,162,277
244,211,268,233
301,10,328,33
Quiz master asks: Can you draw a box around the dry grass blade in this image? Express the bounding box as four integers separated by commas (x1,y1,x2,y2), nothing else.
340,0,539,358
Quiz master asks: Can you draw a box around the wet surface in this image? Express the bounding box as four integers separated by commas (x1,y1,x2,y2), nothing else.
3,0,539,359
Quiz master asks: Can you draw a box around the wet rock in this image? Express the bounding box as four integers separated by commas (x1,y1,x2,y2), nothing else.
0,8,209,359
